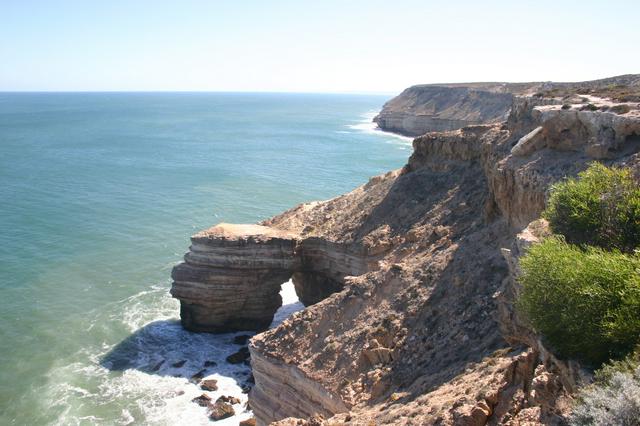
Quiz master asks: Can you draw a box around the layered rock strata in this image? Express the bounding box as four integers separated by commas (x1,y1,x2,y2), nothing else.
171,225,377,332
374,74,640,138
173,75,640,425
373,85,515,136
171,224,298,332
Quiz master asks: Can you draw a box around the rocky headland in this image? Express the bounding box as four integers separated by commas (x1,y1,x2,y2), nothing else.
373,74,640,137
171,75,640,425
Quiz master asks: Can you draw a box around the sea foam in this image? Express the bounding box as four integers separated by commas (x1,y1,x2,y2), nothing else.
46,281,302,425
346,110,414,146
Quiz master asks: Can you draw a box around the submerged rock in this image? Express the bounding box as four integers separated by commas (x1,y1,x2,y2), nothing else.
233,334,251,345
190,368,207,382
150,360,164,372
226,347,250,364
191,393,212,407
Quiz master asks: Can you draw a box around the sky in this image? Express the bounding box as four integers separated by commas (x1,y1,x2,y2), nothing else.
1,0,639,93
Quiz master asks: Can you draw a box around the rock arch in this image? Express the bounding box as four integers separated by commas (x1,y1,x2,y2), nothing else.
170,223,367,332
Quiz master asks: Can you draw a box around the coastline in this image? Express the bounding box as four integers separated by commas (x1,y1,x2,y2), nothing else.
0,93,412,425
169,77,640,425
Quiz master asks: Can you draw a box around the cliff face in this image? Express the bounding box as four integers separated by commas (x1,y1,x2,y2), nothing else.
374,75,640,137
373,85,516,136
170,76,640,425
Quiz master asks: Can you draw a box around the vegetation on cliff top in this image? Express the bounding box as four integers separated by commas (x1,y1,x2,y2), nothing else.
518,163,640,423
518,163,640,367
517,237,640,366
543,162,640,253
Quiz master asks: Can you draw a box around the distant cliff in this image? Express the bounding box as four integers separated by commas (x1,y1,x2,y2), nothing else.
374,75,640,137
372,84,521,136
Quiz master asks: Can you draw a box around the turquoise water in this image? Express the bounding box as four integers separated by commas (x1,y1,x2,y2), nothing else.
0,92,410,425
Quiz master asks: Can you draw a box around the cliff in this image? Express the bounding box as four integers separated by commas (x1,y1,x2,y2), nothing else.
171,75,640,425
373,74,640,137
372,85,517,136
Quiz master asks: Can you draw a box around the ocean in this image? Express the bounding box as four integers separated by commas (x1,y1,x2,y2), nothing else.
0,92,410,425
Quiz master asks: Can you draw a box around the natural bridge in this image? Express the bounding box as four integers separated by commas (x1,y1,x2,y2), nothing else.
170,223,370,332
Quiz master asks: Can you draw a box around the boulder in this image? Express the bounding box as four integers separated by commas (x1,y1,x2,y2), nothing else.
191,393,212,408
209,401,235,421
200,379,218,391
216,395,241,405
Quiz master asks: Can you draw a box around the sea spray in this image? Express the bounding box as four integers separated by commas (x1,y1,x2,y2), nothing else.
46,281,302,425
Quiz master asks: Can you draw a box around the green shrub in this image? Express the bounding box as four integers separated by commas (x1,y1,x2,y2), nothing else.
543,163,640,253
517,237,640,366
595,346,640,384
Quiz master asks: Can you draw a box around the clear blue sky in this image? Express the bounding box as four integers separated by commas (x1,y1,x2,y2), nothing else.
1,0,638,92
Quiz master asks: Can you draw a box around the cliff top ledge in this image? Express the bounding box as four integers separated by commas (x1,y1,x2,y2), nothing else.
409,73,640,99
374,74,640,137
193,223,298,241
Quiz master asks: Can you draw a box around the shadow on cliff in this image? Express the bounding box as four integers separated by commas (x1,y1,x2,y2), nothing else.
388,220,512,398
354,159,514,400
100,319,254,382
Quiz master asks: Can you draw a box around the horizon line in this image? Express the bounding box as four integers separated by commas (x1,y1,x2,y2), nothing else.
0,89,399,96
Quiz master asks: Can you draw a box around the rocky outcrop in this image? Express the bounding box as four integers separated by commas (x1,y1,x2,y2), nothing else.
171,225,375,332
250,345,349,422
173,76,640,425
171,224,298,332
373,75,640,138
373,85,515,136
512,99,640,159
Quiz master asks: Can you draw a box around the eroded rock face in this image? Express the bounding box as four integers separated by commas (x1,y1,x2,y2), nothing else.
373,85,515,137
292,239,369,306
498,220,591,395
250,346,349,423
173,76,640,425
171,225,374,332
243,93,639,425
170,224,297,332
513,101,640,159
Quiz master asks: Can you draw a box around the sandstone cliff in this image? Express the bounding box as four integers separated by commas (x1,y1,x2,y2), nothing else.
373,74,640,137
171,75,640,425
373,85,517,136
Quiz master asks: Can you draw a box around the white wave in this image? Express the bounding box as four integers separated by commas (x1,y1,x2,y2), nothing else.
44,280,303,425
346,110,414,145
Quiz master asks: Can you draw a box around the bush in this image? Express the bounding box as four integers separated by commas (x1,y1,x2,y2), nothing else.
570,365,640,425
543,163,640,253
594,346,640,384
517,237,640,366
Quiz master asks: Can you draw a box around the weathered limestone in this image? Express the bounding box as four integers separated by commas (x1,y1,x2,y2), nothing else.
511,126,545,157
292,238,368,306
172,76,640,425
250,344,349,425
170,224,298,332
373,85,515,136
510,103,640,159
171,224,371,332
